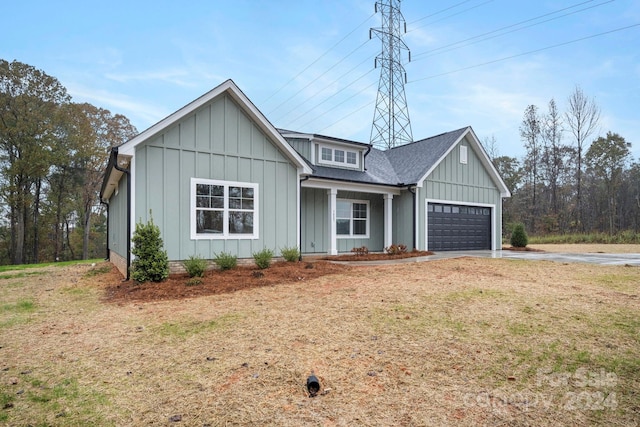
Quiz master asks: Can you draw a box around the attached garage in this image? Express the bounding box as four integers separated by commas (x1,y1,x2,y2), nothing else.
427,202,492,251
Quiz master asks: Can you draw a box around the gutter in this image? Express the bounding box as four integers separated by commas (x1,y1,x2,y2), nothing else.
111,147,132,281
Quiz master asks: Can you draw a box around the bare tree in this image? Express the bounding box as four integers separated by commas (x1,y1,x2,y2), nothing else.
520,104,542,232
541,98,568,218
565,86,600,230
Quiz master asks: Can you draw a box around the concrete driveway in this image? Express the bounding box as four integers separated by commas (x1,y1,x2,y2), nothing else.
426,250,640,266
335,250,640,266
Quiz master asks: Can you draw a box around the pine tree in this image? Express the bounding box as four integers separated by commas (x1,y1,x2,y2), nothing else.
130,216,169,283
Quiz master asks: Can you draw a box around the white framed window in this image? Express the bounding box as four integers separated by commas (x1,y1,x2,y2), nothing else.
460,145,468,164
346,151,357,165
336,199,369,238
318,144,360,168
191,178,259,239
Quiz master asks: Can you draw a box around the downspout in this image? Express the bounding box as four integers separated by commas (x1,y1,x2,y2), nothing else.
298,175,310,261
407,185,417,250
363,144,372,171
100,200,109,260
112,147,131,281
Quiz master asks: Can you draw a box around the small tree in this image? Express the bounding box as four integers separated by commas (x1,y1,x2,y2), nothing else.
131,216,169,283
510,223,529,248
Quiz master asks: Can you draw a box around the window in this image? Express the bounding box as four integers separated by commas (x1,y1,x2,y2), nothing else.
336,199,369,238
346,152,357,164
191,178,258,239
318,145,359,168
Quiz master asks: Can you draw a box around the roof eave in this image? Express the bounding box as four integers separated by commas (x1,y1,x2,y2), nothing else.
116,80,312,175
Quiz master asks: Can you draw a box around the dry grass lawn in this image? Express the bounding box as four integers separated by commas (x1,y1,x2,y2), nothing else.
1,245,639,426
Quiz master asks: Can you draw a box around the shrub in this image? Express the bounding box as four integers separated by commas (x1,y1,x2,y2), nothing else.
351,246,369,256
385,244,407,255
183,255,208,278
214,252,237,271
280,246,301,262
510,223,529,248
186,277,203,286
131,216,169,283
253,248,274,269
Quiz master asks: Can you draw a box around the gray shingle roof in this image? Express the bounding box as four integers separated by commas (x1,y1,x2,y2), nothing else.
295,127,470,187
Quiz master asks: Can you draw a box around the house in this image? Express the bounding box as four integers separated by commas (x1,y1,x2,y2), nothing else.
100,79,510,277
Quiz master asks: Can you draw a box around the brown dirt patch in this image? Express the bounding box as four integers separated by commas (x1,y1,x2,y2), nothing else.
103,261,351,303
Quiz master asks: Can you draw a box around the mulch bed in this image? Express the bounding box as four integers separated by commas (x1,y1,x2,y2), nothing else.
103,261,351,304
103,251,435,304
322,250,433,261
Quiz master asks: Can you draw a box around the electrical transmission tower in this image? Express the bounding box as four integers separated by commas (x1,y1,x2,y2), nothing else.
370,0,413,150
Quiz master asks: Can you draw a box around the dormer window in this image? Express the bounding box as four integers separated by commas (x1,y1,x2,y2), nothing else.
318,144,360,168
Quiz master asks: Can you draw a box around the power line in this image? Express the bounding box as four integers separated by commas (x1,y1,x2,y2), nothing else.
279,55,374,127
408,0,494,31
317,100,375,136
408,23,640,84
411,0,612,62
269,38,372,119
261,12,376,106
293,71,378,130
408,0,477,25
271,2,495,126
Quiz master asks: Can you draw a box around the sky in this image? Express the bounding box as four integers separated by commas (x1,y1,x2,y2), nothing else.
3,0,639,160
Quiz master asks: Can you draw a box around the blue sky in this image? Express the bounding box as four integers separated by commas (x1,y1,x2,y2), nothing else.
3,0,639,160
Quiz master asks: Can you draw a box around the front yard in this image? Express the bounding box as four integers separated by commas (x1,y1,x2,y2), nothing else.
1,247,639,425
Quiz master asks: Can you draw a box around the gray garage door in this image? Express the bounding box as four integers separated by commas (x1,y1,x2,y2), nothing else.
427,203,491,251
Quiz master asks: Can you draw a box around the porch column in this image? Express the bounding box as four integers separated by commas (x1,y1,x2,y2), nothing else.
384,194,393,250
328,189,338,255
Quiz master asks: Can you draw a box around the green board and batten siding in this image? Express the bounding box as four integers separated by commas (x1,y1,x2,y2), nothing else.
420,136,503,249
301,188,385,253
108,173,129,261
133,94,300,261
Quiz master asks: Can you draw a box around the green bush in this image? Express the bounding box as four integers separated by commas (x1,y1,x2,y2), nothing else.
253,248,274,269
280,246,300,262
131,216,169,283
183,255,208,278
214,252,237,271
186,277,203,286
510,223,529,248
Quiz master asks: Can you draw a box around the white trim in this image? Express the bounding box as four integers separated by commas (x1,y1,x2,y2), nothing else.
117,79,312,175
328,189,338,255
297,169,302,252
424,198,497,251
190,177,259,240
302,177,401,196
384,194,393,249
415,127,510,198
317,143,360,169
336,198,370,239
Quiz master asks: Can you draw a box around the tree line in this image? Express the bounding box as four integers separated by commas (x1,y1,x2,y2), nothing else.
489,86,639,237
0,60,138,265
